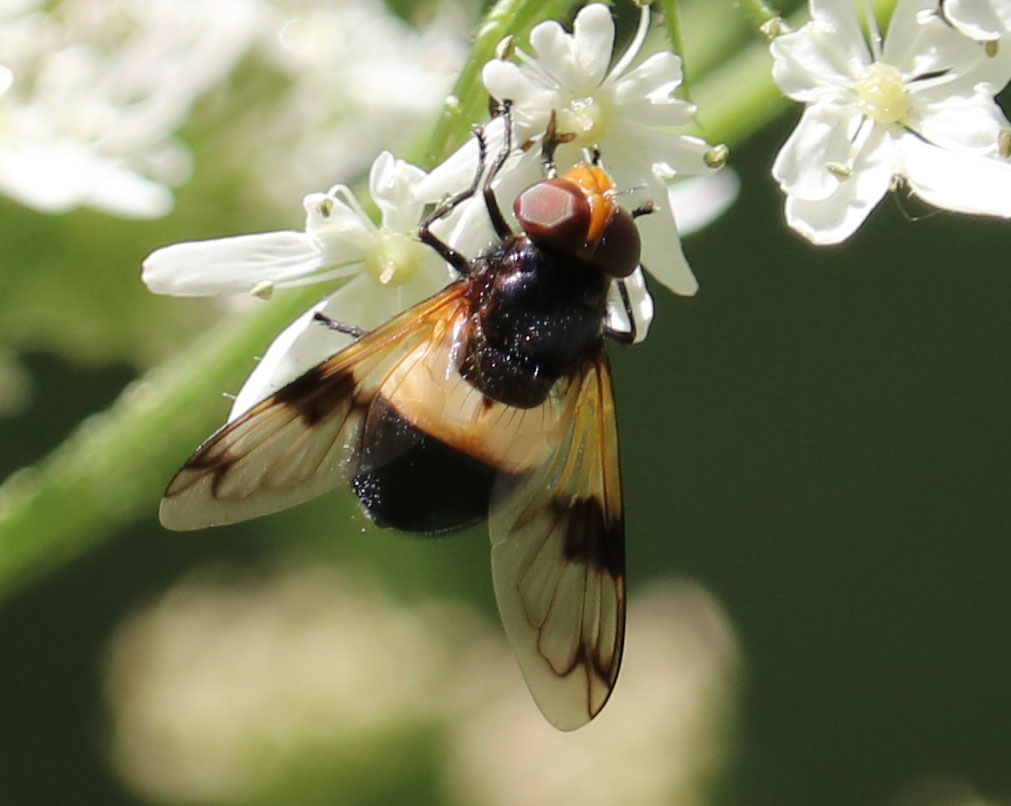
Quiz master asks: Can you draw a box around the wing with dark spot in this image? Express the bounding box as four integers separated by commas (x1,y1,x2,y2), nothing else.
488,353,625,730
159,283,469,530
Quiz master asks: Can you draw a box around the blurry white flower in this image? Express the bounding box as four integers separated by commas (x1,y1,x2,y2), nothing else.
942,0,1011,40
444,579,740,806
105,565,486,805
0,0,261,217
247,0,467,205
0,0,467,218
142,152,452,419
891,774,999,806
422,3,725,300
771,0,1011,244
669,170,741,236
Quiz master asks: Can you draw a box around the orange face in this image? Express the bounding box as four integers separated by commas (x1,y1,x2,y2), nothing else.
559,163,618,247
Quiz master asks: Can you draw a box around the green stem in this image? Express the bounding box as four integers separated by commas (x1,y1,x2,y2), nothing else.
737,0,781,28
0,289,317,599
657,0,692,100
421,0,573,169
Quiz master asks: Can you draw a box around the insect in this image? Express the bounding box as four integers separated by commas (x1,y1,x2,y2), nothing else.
159,105,651,730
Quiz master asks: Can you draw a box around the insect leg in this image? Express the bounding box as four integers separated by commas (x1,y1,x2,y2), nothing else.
631,200,655,219
417,117,495,276
604,280,636,345
313,312,368,339
540,110,576,178
482,99,514,240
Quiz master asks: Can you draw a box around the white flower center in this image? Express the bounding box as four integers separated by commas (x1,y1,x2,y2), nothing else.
855,62,910,125
556,92,613,146
364,230,425,287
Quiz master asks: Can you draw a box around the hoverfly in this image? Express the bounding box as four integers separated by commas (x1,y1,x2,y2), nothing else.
160,104,652,730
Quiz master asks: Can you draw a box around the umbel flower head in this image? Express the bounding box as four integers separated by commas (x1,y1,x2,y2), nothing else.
143,2,738,411
770,0,1011,244
418,2,728,306
0,0,260,218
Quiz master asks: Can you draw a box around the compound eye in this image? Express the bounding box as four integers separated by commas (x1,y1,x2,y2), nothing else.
513,178,590,255
591,207,640,278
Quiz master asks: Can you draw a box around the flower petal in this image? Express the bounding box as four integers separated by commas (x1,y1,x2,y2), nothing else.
482,59,557,128
621,171,698,296
782,127,894,244
527,19,580,89
881,0,939,65
142,231,328,296
772,105,864,200
613,125,720,181
668,170,740,236
611,51,684,100
568,3,617,87
904,26,1011,97
612,54,696,128
369,151,427,231
887,7,1000,86
809,0,870,41
771,1,869,101
943,0,1011,40
528,4,613,90
304,189,376,259
605,267,653,344
909,89,1010,154
898,130,1011,216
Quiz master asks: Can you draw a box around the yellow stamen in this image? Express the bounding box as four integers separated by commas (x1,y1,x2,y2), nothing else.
556,92,613,147
855,62,910,125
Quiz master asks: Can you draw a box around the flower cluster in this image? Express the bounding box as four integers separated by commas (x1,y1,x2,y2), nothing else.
0,0,464,218
770,0,1011,243
143,3,736,414
105,568,738,805
0,0,259,217
142,0,1011,417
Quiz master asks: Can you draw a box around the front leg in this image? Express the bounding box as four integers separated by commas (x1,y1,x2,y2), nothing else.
313,312,368,339
417,120,492,276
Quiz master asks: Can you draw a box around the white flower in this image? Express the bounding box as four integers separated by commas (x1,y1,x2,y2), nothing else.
142,152,452,419
484,2,722,299
420,3,726,302
942,0,1011,41
771,0,1011,244
413,3,731,349
244,0,466,206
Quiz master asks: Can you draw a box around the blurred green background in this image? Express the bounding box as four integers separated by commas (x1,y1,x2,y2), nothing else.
1,1,1009,804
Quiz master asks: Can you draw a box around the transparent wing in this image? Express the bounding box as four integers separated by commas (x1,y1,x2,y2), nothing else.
488,354,625,730
159,284,469,531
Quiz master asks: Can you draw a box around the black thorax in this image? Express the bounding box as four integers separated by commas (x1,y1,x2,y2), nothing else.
460,234,609,408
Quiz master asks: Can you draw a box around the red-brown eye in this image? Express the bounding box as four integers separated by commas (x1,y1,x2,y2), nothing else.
513,178,590,255
591,207,640,278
